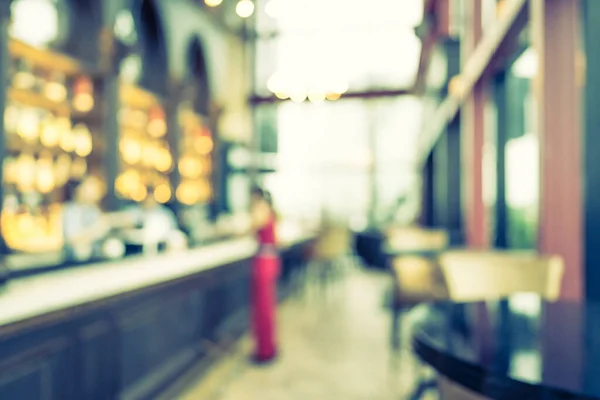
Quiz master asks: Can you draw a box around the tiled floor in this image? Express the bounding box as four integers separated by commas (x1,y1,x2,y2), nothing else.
182,269,436,400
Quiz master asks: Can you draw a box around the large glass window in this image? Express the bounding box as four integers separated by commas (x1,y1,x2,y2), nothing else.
504,50,539,249
254,0,425,225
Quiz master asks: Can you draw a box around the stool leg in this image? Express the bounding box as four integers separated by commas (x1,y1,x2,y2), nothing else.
391,304,401,351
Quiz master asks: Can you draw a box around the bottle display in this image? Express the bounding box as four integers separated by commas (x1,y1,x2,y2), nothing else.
2,39,98,253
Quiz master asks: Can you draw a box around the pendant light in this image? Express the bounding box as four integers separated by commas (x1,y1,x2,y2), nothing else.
236,0,254,18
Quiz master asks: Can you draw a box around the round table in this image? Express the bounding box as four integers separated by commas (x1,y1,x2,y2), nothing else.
411,295,600,399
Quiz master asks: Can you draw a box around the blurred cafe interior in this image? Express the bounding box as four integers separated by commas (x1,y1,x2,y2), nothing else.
1,0,599,399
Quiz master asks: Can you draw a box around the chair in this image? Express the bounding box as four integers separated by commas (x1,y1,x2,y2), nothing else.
438,250,564,301
308,226,354,294
385,226,449,254
432,250,564,400
387,227,449,350
390,256,448,350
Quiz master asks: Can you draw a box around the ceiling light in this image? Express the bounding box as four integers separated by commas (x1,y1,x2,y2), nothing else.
205,0,223,6
331,80,349,95
308,91,325,103
236,0,254,18
265,0,281,18
267,72,284,93
290,91,307,103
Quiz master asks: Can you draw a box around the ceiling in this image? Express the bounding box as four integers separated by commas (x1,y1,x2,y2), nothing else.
254,0,425,95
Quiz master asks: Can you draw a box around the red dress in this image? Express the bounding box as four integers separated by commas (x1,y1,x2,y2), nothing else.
252,214,279,361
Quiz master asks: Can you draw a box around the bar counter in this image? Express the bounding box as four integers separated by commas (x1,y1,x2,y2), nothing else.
0,231,314,400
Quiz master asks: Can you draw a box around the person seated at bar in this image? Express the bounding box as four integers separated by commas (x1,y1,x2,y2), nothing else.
62,177,110,262
120,195,183,254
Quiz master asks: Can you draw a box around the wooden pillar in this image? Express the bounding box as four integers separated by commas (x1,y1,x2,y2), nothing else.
532,0,583,300
462,0,488,248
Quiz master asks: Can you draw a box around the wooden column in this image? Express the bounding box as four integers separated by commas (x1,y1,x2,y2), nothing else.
532,0,583,300
462,0,488,248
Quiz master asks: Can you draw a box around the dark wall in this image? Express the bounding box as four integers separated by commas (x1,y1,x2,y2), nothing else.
582,0,600,302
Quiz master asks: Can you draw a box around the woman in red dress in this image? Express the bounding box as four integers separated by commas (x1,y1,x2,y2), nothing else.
250,187,280,363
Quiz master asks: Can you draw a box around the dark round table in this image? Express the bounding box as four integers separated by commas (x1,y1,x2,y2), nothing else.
411,295,600,399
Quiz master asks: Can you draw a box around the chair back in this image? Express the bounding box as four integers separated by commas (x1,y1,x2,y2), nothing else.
391,256,449,304
385,226,449,253
312,226,352,261
438,250,564,301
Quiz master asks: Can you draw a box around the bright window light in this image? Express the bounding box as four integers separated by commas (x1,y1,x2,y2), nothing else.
506,132,539,208
512,47,538,79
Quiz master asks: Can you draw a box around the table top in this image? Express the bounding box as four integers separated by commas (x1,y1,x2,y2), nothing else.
411,295,600,399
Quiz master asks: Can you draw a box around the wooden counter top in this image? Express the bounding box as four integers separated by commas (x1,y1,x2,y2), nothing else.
0,237,256,330
0,230,314,332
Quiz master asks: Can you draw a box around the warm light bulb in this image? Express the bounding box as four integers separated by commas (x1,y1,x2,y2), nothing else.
155,148,173,172
236,0,254,18
308,91,326,103
44,81,67,102
205,0,223,6
331,80,349,95
17,109,40,142
154,184,171,204
36,159,55,193
59,130,75,152
267,72,284,93
326,92,341,101
73,93,94,112
41,119,60,147
73,124,93,157
265,0,281,18
195,136,213,155
290,91,307,103
132,185,148,202
147,118,167,137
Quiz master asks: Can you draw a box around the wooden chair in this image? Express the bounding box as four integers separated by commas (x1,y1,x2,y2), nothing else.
433,250,564,399
385,226,449,254
438,250,564,301
308,226,354,294
387,227,449,350
390,256,448,350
